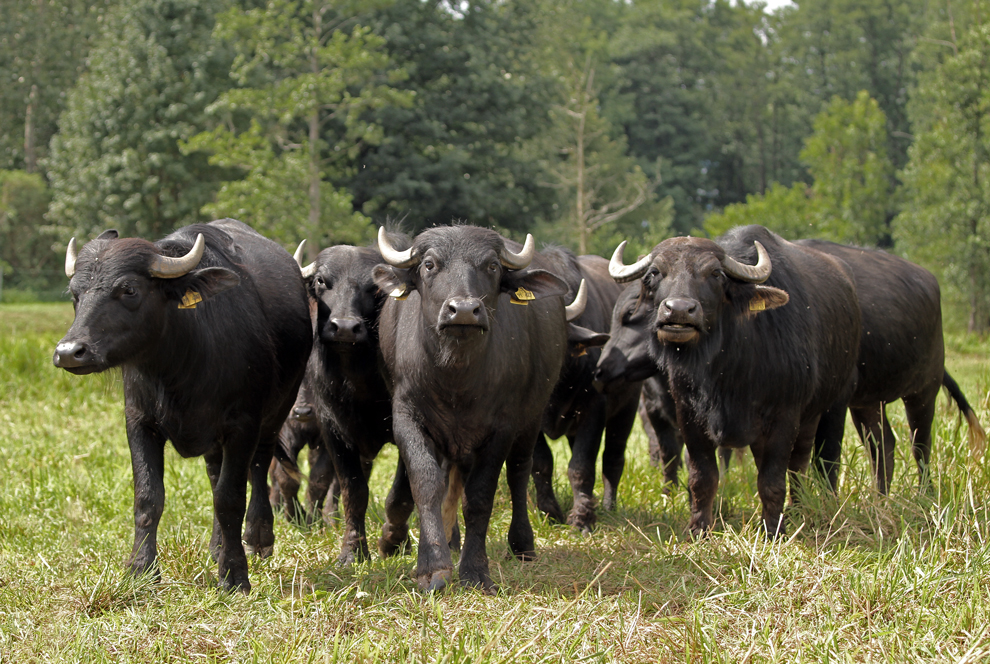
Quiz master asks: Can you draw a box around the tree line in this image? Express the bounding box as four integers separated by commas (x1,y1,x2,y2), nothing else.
0,0,986,330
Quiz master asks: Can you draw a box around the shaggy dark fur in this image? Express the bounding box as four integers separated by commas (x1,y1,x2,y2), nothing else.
54,219,312,592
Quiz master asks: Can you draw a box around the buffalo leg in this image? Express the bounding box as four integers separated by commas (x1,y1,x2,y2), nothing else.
531,432,564,523
851,404,896,495
639,398,662,468
325,431,371,565
379,456,414,557
506,435,537,561
394,409,452,592
566,401,608,531
644,402,682,487
813,405,847,492
903,388,939,490
306,440,335,523
786,416,820,506
751,419,800,538
204,450,223,562
680,410,720,537
243,438,276,558
211,443,253,593
269,458,300,521
602,401,637,511
459,448,508,591
125,418,167,579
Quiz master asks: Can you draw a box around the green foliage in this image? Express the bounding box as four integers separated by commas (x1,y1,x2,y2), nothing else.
0,1,115,171
0,170,64,301
705,91,893,246
46,0,235,242
523,0,662,255
800,91,894,246
704,181,815,240
185,0,413,252
345,0,559,233
897,22,990,332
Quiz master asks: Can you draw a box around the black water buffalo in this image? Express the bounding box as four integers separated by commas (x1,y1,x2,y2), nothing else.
53,220,312,592
269,376,337,524
373,225,569,592
594,282,731,486
609,225,861,536
298,241,396,565
530,248,640,531
797,240,986,493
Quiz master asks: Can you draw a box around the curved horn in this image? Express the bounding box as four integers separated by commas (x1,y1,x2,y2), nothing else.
564,279,588,322
65,238,77,279
294,239,317,278
500,234,535,271
609,241,652,283
378,226,419,268
148,233,205,279
721,241,771,283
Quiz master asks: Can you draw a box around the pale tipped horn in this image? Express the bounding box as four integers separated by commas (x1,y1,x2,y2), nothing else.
65,238,77,278
500,234,535,271
721,241,772,283
148,233,205,278
564,279,588,322
294,239,317,278
378,226,419,268
609,241,652,283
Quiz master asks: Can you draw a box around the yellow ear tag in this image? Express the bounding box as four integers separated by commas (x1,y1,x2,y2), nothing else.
389,286,408,301
749,298,766,312
178,290,203,309
574,345,588,358
511,287,535,305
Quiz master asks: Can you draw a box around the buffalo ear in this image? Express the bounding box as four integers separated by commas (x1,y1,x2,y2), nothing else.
567,323,610,358
373,264,416,299
501,268,569,300
96,229,119,241
161,267,240,305
748,285,789,313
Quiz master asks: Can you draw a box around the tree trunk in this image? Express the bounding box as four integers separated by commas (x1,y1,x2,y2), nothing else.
24,84,37,173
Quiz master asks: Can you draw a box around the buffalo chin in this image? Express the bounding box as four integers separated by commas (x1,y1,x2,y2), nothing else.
57,362,105,375
440,324,487,340
657,325,700,344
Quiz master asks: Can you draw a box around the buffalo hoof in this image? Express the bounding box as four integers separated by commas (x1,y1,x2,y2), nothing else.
243,543,274,559
418,568,452,593
379,525,411,558
219,570,251,595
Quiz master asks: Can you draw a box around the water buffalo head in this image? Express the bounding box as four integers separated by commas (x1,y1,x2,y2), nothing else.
297,242,384,346
53,229,240,374
608,236,789,348
373,226,568,352
592,282,659,392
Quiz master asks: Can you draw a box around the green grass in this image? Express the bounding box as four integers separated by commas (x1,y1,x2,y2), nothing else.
3,302,990,662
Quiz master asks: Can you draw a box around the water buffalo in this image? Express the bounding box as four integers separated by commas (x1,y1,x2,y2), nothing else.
797,240,986,493
53,219,312,592
373,225,570,592
609,225,861,536
297,241,397,565
269,376,337,524
593,282,731,486
530,248,640,531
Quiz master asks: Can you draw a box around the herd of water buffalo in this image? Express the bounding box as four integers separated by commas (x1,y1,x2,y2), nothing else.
50,219,986,594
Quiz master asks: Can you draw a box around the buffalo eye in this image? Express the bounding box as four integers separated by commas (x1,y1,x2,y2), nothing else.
488,260,499,274
423,258,436,272
316,275,328,289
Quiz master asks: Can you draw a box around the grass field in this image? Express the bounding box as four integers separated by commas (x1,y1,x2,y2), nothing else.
2,302,990,662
